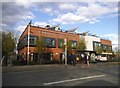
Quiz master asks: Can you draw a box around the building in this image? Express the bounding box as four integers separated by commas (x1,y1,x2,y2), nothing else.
17,23,80,63
17,22,112,64
79,32,112,61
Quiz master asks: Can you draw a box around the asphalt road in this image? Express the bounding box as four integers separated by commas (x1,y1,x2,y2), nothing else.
2,63,119,87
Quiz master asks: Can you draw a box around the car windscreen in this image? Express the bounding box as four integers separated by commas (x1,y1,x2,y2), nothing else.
101,54,106,57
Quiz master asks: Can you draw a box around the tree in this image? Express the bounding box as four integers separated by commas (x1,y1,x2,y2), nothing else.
60,39,73,54
95,45,102,55
113,46,120,60
60,39,65,52
2,32,16,66
106,46,112,61
36,36,46,64
67,41,72,54
2,32,16,55
106,46,112,53
77,39,86,52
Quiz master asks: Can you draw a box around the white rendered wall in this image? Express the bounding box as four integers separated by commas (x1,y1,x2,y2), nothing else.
84,36,100,51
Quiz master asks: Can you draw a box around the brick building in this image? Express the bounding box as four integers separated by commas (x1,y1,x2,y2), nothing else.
17,23,112,64
17,24,80,63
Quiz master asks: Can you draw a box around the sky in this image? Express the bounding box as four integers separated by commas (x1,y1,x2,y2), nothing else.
1,0,120,50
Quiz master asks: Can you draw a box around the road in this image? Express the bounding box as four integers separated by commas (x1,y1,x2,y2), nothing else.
2,63,119,87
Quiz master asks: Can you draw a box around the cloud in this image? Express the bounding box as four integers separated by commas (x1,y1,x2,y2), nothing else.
58,3,77,10
52,13,87,24
34,22,48,27
15,0,32,8
2,2,35,29
44,8,52,13
15,25,27,33
2,2,118,38
51,2,118,24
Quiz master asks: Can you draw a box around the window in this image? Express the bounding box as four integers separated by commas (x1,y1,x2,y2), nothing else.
101,44,112,51
58,38,64,48
93,41,101,50
101,44,108,50
30,37,37,45
17,34,38,50
71,41,77,49
44,37,56,48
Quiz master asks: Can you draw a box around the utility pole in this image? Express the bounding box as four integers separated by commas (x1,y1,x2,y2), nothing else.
27,20,31,65
64,38,67,65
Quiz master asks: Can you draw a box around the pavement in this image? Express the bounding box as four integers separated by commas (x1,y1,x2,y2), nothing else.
2,62,119,73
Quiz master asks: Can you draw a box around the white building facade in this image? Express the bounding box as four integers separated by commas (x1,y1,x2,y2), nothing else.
80,33,101,51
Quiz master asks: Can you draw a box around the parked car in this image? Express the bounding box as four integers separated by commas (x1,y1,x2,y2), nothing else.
97,54,107,61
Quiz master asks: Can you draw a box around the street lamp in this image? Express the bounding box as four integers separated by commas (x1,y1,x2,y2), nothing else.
64,38,67,65
27,21,32,65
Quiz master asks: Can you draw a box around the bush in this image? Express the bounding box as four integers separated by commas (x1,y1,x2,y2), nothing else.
51,59,60,64
29,61,39,65
111,58,119,62
12,60,20,65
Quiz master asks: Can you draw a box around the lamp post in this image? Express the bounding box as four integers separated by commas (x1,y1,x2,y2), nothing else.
64,38,67,65
27,21,31,65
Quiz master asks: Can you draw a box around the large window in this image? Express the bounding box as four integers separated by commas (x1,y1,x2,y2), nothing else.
30,37,37,45
93,41,101,50
58,38,64,48
44,37,56,48
29,35,38,46
101,44,112,51
101,44,108,50
17,34,38,50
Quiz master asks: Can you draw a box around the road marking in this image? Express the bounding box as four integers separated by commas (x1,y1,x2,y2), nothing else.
44,74,106,86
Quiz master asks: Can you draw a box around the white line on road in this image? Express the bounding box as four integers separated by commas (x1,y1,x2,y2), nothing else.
44,74,106,86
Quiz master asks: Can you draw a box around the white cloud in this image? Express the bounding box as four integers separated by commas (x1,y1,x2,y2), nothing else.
51,2,118,24
22,12,35,19
44,8,52,13
15,0,32,8
34,22,48,27
52,13,87,24
2,24,7,27
16,24,27,34
58,3,77,10
2,2,35,27
77,3,117,18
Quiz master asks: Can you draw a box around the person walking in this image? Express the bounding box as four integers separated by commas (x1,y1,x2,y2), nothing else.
86,53,90,66
68,53,72,65
61,53,65,64
21,53,24,65
71,53,76,66
95,56,98,64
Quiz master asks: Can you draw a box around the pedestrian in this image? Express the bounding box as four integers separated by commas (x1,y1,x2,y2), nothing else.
61,53,65,64
86,53,90,66
68,53,72,65
71,53,76,66
95,56,98,64
84,54,87,64
21,53,24,65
